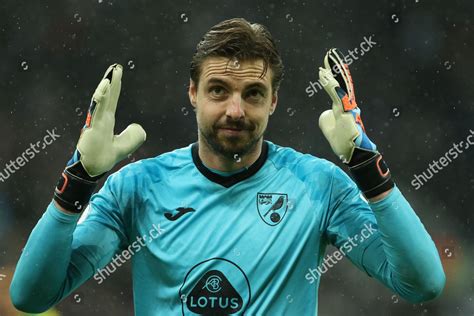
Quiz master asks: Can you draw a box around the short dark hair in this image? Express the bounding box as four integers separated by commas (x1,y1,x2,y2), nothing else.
190,18,284,93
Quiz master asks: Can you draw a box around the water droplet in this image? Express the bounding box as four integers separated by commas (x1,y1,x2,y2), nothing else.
180,13,188,23
391,294,399,303
444,61,453,70
288,199,295,210
20,61,28,70
392,108,400,117
231,57,240,69
443,247,454,259
74,13,82,23
73,293,82,303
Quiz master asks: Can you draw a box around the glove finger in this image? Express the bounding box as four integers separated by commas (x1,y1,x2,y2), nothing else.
113,123,147,161
319,67,344,118
324,48,358,112
89,64,123,133
97,64,122,117
324,49,349,95
319,109,347,160
318,109,336,140
87,78,110,128
319,109,360,162
106,64,123,115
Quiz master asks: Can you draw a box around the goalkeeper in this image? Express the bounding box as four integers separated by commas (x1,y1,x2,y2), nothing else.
10,18,445,315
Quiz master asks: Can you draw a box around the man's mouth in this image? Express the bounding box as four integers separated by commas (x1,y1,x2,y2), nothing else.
221,127,243,131
218,127,246,135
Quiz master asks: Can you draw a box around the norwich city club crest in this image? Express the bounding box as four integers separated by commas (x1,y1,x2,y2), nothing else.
256,193,288,226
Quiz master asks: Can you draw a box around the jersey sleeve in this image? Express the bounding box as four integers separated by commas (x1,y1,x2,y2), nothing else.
10,169,130,313
324,165,445,303
324,165,380,272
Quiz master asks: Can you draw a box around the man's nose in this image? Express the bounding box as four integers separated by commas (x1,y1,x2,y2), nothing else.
225,93,244,120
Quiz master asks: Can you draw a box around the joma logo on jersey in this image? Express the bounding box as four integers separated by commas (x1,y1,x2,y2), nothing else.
257,193,288,226
164,207,196,221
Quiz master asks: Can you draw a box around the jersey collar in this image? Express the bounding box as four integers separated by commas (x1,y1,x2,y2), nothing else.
191,141,269,188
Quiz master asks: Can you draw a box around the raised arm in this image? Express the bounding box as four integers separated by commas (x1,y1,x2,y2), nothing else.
318,48,445,302
10,64,146,313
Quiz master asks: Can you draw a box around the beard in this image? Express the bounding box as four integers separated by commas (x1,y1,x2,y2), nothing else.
199,118,264,160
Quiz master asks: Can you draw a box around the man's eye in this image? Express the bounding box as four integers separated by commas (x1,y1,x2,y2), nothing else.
209,86,226,97
246,89,264,99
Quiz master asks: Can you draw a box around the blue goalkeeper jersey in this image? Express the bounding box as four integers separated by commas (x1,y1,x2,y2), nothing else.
10,140,445,315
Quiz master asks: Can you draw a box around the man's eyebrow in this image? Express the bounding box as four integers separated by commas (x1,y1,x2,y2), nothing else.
206,78,269,91
206,78,229,86
245,82,268,91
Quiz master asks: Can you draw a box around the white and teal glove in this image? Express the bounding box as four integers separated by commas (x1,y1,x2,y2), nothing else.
54,64,146,213
319,48,394,198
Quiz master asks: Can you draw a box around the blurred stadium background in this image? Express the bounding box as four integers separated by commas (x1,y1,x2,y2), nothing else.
0,0,473,315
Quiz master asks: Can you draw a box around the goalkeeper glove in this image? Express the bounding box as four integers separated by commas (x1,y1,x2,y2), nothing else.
53,64,146,213
319,48,394,198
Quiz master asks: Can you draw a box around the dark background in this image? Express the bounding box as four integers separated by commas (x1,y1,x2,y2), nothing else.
0,0,473,315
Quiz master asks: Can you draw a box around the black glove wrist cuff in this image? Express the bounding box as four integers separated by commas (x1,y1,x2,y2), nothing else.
53,163,103,213
347,148,395,199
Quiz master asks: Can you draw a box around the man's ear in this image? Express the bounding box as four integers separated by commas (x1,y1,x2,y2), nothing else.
269,92,278,115
188,78,197,108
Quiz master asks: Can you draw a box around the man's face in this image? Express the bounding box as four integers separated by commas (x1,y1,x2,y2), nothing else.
189,56,278,159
